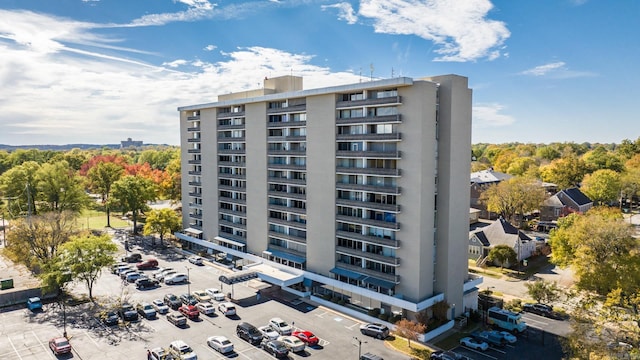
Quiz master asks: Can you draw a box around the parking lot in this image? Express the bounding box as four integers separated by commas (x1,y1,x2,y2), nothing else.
0,237,411,360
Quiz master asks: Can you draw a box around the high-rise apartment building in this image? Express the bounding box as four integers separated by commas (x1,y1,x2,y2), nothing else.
177,74,481,323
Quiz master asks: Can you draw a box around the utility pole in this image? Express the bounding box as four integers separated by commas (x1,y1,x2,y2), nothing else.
353,337,366,359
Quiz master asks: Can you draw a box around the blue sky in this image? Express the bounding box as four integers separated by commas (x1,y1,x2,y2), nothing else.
0,0,638,146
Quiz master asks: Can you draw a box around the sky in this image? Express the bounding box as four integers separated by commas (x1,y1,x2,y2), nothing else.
0,0,638,146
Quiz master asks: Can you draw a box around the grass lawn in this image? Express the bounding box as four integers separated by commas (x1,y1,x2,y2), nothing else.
78,210,130,230
386,335,434,359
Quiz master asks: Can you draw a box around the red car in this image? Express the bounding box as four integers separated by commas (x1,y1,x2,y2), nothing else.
292,330,319,346
136,259,158,270
178,304,200,319
49,337,72,355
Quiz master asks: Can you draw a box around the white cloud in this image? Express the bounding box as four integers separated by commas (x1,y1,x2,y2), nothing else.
473,103,515,128
203,44,217,51
521,61,597,78
357,0,510,62
322,3,358,25
0,10,360,146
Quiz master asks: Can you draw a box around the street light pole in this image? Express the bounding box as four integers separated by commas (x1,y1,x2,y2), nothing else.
185,266,191,295
353,337,366,359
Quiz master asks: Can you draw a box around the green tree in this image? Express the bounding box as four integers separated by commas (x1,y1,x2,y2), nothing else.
480,177,546,226
58,233,117,301
0,161,40,217
506,157,539,176
87,162,124,227
525,280,561,304
540,153,588,189
394,319,426,348
487,245,517,269
111,175,157,234
535,145,561,161
620,168,640,210
615,138,640,159
143,208,181,245
35,160,90,213
582,146,624,172
580,169,621,205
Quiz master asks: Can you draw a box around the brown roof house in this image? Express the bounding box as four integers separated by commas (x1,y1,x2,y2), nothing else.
468,218,536,268
540,187,593,222
470,169,512,220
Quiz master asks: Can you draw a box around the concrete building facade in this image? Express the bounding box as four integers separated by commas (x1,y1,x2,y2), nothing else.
177,75,480,321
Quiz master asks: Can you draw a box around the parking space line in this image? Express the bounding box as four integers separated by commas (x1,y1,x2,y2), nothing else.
345,323,359,330
524,317,548,326
460,346,498,360
31,330,56,359
199,343,226,359
6,335,23,360
315,311,328,318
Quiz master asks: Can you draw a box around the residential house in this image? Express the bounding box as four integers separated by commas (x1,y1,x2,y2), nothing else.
539,187,593,222
470,169,512,219
468,217,536,268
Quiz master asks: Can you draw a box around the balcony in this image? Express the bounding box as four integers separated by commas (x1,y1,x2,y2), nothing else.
218,148,245,154
335,182,401,195
464,273,484,293
266,104,306,114
267,203,306,215
187,137,201,143
334,263,400,284
188,170,201,175
217,231,247,245
267,120,306,128
189,213,202,219
187,126,200,131
218,136,246,142
267,149,306,156
188,159,201,165
336,133,402,141
267,190,306,200
217,123,245,130
267,177,306,186
218,184,246,191
219,196,246,205
268,216,307,229
219,219,247,230
188,192,202,198
218,161,246,167
335,214,400,230
268,231,307,244
335,246,400,266
187,115,200,121
218,207,246,216
267,163,306,171
217,111,245,118
336,95,402,109
218,172,246,180
336,150,402,159
336,114,402,125
188,181,201,186
336,198,400,212
336,167,401,176
187,148,201,154
335,230,400,248
188,202,202,208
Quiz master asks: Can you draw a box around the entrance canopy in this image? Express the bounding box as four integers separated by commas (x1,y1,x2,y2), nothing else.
219,269,258,285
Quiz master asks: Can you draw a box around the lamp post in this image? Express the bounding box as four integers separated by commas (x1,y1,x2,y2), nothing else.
185,266,191,295
353,336,366,359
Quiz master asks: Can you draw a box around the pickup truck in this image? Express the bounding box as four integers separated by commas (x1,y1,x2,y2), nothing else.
471,330,506,347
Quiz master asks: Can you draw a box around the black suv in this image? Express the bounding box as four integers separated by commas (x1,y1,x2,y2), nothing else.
121,253,142,263
118,303,139,322
136,278,159,289
163,293,182,310
523,303,554,317
237,322,264,344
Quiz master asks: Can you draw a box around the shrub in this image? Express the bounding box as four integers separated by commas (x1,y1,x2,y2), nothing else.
368,308,381,317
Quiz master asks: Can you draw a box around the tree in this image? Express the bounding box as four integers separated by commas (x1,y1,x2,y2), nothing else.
487,245,517,269
143,208,181,245
58,233,117,301
620,168,640,210
394,319,426,348
480,177,546,225
87,162,124,227
0,161,40,217
4,211,78,269
548,208,637,295
580,169,621,205
110,175,157,234
525,280,561,304
35,160,90,213
540,154,588,189
582,146,624,172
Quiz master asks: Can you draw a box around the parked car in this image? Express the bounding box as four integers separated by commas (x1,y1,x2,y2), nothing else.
218,302,236,316
167,312,187,327
196,302,216,316
360,353,384,360
151,299,169,314
49,337,72,355
278,335,306,352
292,330,319,346
188,255,204,265
156,270,177,282
207,335,234,354
152,267,173,278
111,262,128,274
192,290,211,302
136,302,157,319
261,339,289,358
523,303,554,317
168,340,197,360
101,310,119,326
149,347,168,360
114,265,133,276
135,277,159,289
471,330,506,347
119,269,137,280
165,273,188,285
26,297,42,311
259,325,280,340
125,272,144,283
118,303,139,322
430,350,467,360
136,258,158,270
164,293,182,310
236,322,264,344
178,304,199,320
359,323,389,339
460,337,489,351
498,331,517,344
269,317,293,335
179,293,198,306
205,288,226,301
121,253,142,263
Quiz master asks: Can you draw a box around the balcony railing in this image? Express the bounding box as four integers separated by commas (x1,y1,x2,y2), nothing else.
336,132,402,141
188,192,202,197
336,95,402,109
336,198,400,212
268,216,307,229
336,167,401,176
267,120,307,128
267,149,306,156
187,115,200,121
266,104,306,114
335,182,401,195
267,163,306,171
335,214,400,230
336,114,402,125
187,149,201,154
217,123,245,130
188,170,201,175
267,190,306,200
219,196,246,205
336,150,402,159
268,231,307,244
188,213,202,219
335,246,400,266
218,148,245,154
267,177,306,186
187,126,200,131
217,111,245,118
188,181,201,186
335,230,400,248
334,263,400,284
217,172,246,180
188,159,201,165
219,219,247,230
267,203,306,215
187,138,201,143
218,207,246,216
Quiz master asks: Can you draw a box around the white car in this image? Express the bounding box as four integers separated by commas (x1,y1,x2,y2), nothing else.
460,337,489,351
149,347,168,360
269,317,293,335
156,270,177,282
152,267,173,278
278,335,306,352
168,340,197,360
151,299,169,314
218,302,236,316
188,256,204,265
196,302,216,315
258,325,280,340
192,290,211,302
165,273,189,285
205,288,226,301
207,335,234,354
499,331,517,344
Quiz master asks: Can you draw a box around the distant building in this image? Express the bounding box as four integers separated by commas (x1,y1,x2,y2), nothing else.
121,138,143,148
469,217,536,267
470,169,513,219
